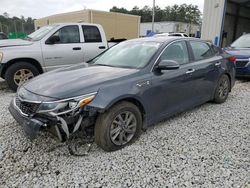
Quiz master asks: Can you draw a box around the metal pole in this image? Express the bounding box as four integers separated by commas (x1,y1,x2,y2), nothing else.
0,22,3,32
22,22,24,33
14,20,17,38
152,0,155,32
4,25,9,34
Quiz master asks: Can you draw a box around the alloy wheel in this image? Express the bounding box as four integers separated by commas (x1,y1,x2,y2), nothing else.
14,69,34,86
218,77,229,99
110,111,137,146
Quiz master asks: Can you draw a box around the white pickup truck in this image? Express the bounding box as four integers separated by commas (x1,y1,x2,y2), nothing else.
0,23,111,91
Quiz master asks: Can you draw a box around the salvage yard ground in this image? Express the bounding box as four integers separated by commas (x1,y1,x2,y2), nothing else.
0,78,249,187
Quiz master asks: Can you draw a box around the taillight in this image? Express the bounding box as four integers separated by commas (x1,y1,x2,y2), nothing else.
228,56,236,63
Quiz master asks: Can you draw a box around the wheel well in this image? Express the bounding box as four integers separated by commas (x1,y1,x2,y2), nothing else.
1,58,43,78
224,73,232,91
110,98,146,117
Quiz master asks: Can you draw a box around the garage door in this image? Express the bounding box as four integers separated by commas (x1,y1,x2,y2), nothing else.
222,0,250,47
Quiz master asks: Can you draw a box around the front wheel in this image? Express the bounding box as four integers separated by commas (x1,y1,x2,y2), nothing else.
5,62,40,91
213,75,230,104
95,101,142,152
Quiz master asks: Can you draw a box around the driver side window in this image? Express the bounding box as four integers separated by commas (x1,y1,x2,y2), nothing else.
51,25,80,44
160,41,189,65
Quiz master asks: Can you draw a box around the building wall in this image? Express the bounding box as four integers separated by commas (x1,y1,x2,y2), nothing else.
140,22,176,36
178,23,200,36
34,9,140,40
90,10,140,40
201,0,226,44
140,22,200,37
34,10,89,29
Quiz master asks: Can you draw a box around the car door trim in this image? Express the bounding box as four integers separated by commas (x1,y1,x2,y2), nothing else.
186,69,196,74
215,62,222,66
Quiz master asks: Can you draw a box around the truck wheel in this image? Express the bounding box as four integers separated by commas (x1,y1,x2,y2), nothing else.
213,74,230,104
95,101,142,152
5,62,40,91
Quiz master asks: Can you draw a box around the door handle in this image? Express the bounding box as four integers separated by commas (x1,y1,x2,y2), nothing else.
99,46,106,49
186,69,195,74
215,62,221,66
73,47,81,50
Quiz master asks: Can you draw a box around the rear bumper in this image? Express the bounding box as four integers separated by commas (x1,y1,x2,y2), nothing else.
236,70,250,78
9,99,44,139
236,64,250,77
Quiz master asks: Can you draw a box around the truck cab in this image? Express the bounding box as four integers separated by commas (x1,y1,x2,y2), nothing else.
0,23,108,90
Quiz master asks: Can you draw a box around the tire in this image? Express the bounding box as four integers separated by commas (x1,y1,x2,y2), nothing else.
5,62,40,91
213,74,230,104
95,101,142,152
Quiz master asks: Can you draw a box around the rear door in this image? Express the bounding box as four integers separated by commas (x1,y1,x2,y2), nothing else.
81,25,108,62
41,25,84,71
187,40,222,101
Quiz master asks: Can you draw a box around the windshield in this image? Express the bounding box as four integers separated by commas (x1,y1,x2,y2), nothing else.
231,34,250,48
92,41,161,69
27,25,58,41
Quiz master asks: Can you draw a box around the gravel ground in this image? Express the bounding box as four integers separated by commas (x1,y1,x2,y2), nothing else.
0,78,249,188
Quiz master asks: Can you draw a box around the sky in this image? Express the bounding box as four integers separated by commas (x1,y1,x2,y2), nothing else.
0,0,204,19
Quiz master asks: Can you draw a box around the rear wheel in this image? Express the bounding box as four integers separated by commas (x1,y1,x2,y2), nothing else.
95,101,142,152
5,62,40,91
213,75,230,104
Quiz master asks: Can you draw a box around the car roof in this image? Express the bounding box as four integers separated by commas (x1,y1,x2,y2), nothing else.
127,36,201,44
49,22,101,27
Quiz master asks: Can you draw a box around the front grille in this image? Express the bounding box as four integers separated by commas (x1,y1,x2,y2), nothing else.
236,61,249,68
15,96,40,116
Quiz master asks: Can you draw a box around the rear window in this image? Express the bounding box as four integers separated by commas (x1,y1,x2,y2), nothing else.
190,41,214,60
82,26,102,43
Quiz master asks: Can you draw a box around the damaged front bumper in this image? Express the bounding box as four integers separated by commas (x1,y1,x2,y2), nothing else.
9,100,45,139
9,98,98,141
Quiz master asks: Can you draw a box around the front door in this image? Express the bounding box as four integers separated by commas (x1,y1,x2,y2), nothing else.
147,41,198,122
41,25,84,71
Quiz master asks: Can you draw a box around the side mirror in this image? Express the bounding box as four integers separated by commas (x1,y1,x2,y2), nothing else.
45,35,60,45
155,60,180,71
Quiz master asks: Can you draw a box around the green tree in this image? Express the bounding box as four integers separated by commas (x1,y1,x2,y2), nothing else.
109,4,201,24
0,12,35,34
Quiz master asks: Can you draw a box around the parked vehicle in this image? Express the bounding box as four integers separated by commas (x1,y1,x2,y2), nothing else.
225,34,250,78
9,37,236,152
0,32,8,40
0,23,109,91
154,33,189,37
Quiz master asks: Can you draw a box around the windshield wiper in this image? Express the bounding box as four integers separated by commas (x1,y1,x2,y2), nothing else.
94,64,116,67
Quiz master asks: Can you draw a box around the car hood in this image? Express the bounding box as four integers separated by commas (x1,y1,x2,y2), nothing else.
225,47,250,59
0,39,33,48
23,63,139,99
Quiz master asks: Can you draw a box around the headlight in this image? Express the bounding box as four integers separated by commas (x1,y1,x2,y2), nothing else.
0,52,3,63
37,92,97,115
